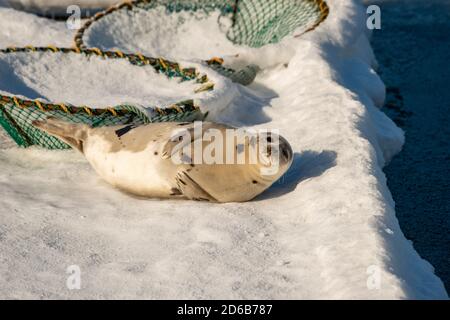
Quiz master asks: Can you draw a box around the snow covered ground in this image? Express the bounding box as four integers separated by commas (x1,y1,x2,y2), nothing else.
0,50,234,114
0,0,447,299
4,0,119,16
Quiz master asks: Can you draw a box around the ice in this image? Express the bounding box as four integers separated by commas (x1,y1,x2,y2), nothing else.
0,0,447,299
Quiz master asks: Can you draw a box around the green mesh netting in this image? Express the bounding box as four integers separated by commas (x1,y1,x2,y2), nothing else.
0,99,202,149
75,0,328,83
226,0,329,47
93,0,329,48
0,47,207,149
146,0,328,48
1,0,329,150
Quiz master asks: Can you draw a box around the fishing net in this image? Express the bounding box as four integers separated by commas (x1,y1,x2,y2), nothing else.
74,0,329,82
226,0,329,47
0,47,209,149
76,0,329,49
0,0,329,150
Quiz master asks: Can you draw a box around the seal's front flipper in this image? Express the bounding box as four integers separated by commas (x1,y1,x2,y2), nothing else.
161,126,195,159
32,117,88,153
175,170,217,202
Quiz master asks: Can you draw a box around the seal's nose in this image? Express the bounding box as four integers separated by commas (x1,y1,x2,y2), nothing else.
279,136,293,165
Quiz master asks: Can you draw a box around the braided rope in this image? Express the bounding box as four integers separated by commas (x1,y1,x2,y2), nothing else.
0,46,210,148
0,46,212,82
294,0,329,38
74,0,234,49
0,1,330,149
73,0,329,83
74,0,329,49
0,45,212,113
76,0,152,50
73,0,248,83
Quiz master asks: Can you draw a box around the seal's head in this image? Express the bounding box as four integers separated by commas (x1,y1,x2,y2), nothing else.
255,131,294,179
163,122,293,202
222,130,293,202
239,131,293,197
172,126,294,203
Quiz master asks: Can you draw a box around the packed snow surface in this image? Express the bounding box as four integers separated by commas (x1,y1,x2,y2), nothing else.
5,0,119,16
83,7,244,61
0,51,233,111
0,0,447,299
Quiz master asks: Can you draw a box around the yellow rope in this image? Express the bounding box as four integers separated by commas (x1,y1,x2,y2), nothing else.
120,1,134,9
48,46,59,52
158,58,168,70
155,107,166,115
90,47,103,56
115,50,125,58
207,57,224,65
94,12,105,19
108,107,118,116
13,97,21,108
59,103,70,114
172,104,183,113
194,82,214,93
137,52,145,61
83,107,93,116
0,46,206,127
34,100,46,112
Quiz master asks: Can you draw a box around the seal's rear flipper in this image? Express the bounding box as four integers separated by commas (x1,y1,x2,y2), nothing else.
32,117,88,153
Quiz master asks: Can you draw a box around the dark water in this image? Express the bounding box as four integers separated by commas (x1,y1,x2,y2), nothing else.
371,0,450,292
